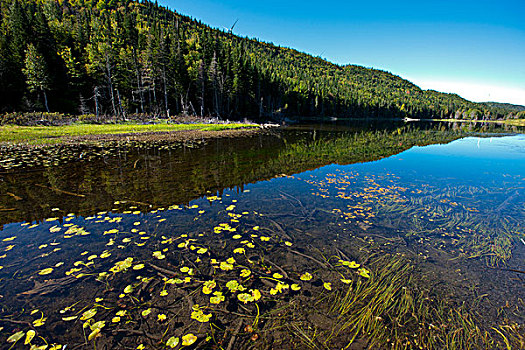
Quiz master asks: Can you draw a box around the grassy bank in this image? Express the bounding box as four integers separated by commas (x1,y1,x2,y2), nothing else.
0,122,259,145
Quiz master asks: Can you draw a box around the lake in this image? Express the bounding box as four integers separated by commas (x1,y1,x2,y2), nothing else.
0,122,523,349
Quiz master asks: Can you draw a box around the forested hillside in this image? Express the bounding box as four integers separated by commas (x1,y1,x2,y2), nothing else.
0,0,522,121
482,102,525,113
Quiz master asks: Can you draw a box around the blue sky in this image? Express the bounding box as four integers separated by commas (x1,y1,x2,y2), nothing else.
160,0,525,105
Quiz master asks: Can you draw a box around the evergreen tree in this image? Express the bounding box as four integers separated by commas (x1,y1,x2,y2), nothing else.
23,43,50,112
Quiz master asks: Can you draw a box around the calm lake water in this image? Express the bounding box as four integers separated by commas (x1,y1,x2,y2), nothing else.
0,123,523,349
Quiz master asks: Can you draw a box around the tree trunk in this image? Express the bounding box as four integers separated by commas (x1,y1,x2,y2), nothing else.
162,68,169,117
106,55,118,118
117,89,126,120
42,89,49,112
134,50,144,113
94,86,99,118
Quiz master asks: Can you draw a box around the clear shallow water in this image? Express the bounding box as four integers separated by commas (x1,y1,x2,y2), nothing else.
0,127,523,349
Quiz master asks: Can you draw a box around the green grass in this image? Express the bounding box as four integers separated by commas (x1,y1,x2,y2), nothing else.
0,122,258,145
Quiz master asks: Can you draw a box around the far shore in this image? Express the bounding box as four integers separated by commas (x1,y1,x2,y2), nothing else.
432,118,525,127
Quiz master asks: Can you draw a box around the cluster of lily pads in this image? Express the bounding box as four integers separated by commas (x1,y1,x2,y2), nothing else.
0,188,373,349
0,139,208,172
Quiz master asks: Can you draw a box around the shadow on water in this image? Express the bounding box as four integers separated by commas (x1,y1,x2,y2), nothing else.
0,121,523,349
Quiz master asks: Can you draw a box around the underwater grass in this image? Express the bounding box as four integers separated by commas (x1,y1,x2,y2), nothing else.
319,255,524,350
0,122,258,145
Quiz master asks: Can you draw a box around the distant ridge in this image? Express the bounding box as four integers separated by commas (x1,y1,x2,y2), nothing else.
482,102,525,112
0,0,522,121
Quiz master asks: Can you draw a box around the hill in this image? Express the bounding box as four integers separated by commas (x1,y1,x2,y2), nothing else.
0,0,522,121
482,102,525,113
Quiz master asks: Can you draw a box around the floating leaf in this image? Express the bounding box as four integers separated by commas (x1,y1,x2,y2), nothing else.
358,268,371,278
300,272,313,281
272,272,283,279
340,260,360,269
291,284,301,291
323,282,332,291
166,336,180,348
157,314,167,322
152,251,166,260
238,293,255,303
182,333,197,346
202,280,216,294
141,308,152,317
191,309,212,323
124,285,134,294
220,261,234,271
38,267,53,275
88,328,100,341
6,331,24,343
33,317,46,327
270,282,289,295
240,269,251,278
62,316,78,321
210,291,225,304
233,247,245,254
90,321,105,331
133,263,145,270
24,330,35,345
80,308,97,320
226,280,245,292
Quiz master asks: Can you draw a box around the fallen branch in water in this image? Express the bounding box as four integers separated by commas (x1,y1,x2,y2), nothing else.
263,257,289,279
148,263,178,276
287,249,329,269
226,319,244,350
18,275,79,296
0,318,35,329
265,218,293,241
35,183,86,198
493,267,525,274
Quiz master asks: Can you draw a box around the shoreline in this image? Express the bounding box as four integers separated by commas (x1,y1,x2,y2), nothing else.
0,122,275,147
431,118,525,126
0,123,277,171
